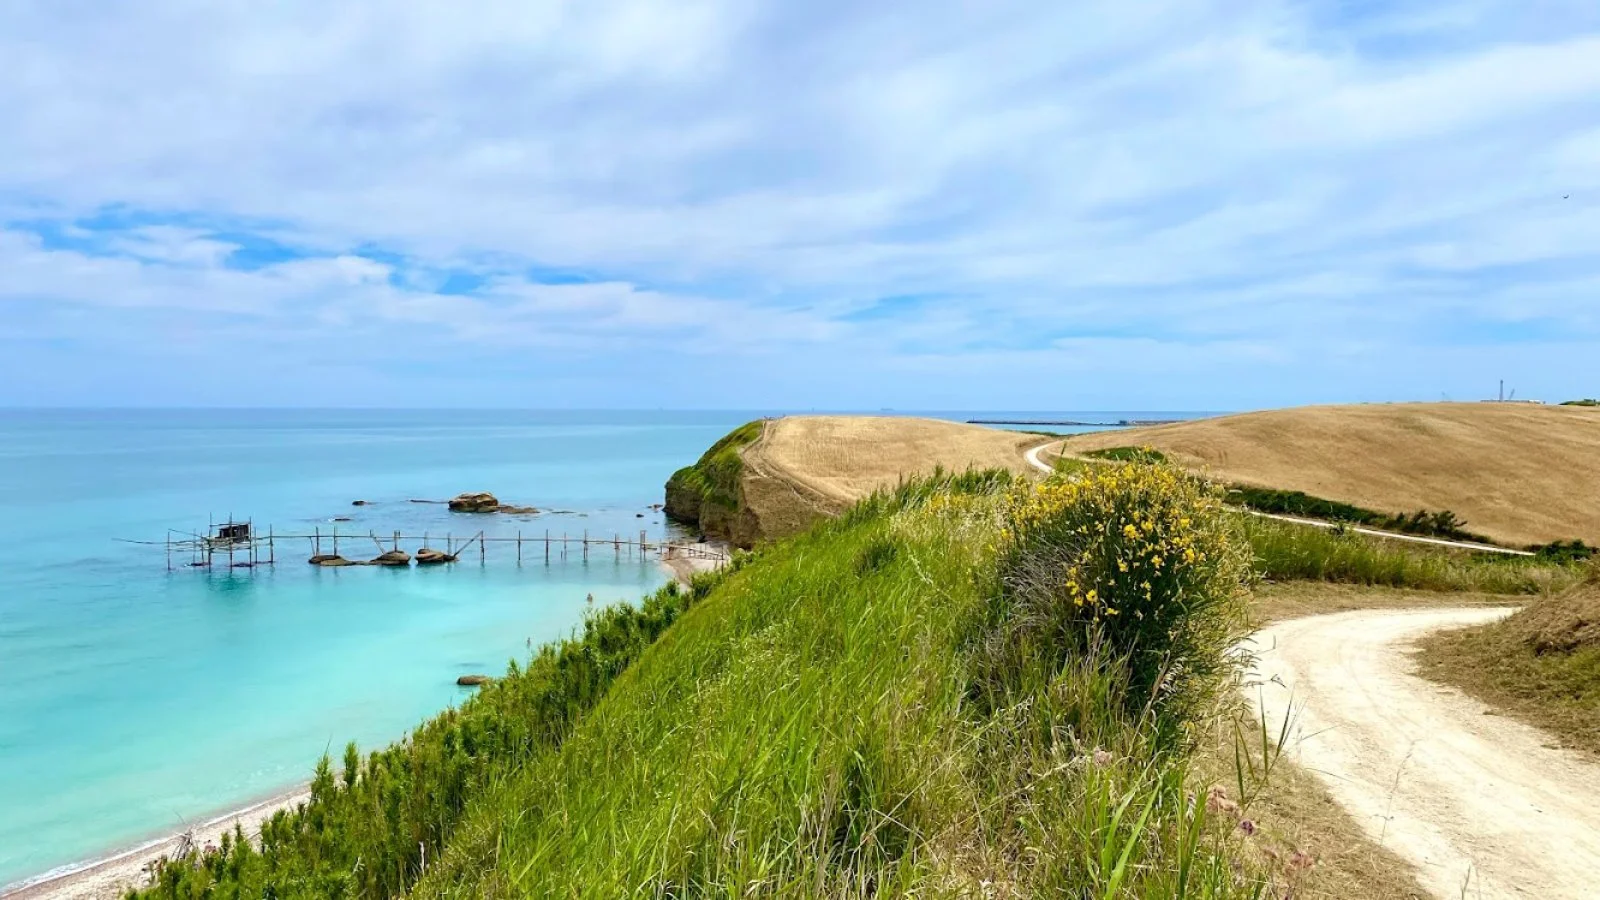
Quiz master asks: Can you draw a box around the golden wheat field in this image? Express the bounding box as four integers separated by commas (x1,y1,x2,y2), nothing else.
1066,403,1600,547
746,415,1046,509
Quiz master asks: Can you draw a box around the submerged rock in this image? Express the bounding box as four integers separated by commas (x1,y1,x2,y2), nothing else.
309,554,354,567
448,492,500,512
415,548,456,565
496,504,540,515
351,500,370,506
456,674,491,687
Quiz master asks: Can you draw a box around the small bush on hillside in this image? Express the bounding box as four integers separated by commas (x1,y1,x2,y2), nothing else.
1531,540,1598,564
993,464,1251,738
1226,485,1490,543
1085,446,1169,464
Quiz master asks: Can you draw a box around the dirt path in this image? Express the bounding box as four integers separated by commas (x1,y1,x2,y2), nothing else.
1022,441,1532,556
1246,608,1600,899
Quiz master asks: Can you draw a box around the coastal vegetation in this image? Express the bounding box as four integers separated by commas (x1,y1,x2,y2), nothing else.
133,464,1317,898
663,419,765,543
1562,399,1600,407
1238,515,1575,595
1419,568,1600,756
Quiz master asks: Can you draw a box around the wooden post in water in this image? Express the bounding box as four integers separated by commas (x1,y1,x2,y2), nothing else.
517,530,523,564
315,526,321,557
479,533,485,564
545,530,550,564
583,529,588,562
332,528,339,558
394,530,400,552
269,525,275,565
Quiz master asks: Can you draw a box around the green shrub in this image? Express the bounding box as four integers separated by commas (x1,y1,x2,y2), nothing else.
1226,486,1490,543
1530,540,1598,563
1085,446,1169,464
991,463,1251,741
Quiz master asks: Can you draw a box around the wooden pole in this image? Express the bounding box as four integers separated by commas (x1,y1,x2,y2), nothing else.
332,528,338,557
517,530,523,564
269,525,275,565
315,526,321,557
545,530,550,564
583,529,588,562
479,533,485,564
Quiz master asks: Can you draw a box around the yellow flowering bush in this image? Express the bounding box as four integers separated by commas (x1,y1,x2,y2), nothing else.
998,463,1250,731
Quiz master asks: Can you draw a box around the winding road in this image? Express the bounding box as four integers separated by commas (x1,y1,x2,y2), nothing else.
1024,439,1600,897
1248,608,1600,899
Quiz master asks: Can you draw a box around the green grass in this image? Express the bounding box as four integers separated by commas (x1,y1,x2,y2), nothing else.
1238,514,1577,595
139,467,1302,898
664,419,764,514
1085,446,1170,464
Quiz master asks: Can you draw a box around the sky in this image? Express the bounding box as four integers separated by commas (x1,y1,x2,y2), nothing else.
2,0,1598,410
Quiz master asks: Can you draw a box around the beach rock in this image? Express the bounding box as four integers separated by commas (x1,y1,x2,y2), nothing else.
351,500,369,506
495,504,540,515
448,492,500,512
309,554,354,567
457,674,491,687
372,549,412,567
415,548,456,565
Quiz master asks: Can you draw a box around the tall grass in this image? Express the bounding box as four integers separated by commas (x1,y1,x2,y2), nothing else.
1240,514,1576,594
138,467,1288,898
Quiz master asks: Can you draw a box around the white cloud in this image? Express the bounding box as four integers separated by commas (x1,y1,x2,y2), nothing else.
0,0,1598,406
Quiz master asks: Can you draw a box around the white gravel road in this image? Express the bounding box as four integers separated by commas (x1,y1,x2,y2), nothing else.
1247,607,1600,899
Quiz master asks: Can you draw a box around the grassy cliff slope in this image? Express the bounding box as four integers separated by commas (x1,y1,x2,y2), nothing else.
1067,403,1600,547
663,420,765,544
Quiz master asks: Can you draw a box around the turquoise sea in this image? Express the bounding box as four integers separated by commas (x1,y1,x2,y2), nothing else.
0,409,1207,888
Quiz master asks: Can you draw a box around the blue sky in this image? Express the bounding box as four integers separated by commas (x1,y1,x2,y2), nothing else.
2,1,1598,409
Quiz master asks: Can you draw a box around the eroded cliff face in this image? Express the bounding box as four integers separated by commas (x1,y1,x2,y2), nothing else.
665,467,769,548
662,420,772,548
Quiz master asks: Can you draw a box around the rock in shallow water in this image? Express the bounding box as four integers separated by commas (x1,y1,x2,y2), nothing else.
457,674,491,687
448,492,499,512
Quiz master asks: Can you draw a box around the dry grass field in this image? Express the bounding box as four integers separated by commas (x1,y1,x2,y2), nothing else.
737,416,1046,536
1066,403,1600,547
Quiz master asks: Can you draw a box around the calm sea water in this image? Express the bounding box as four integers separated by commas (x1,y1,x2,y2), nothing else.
0,409,1208,888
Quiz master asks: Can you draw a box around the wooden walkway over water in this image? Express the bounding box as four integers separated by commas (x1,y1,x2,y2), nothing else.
129,522,728,571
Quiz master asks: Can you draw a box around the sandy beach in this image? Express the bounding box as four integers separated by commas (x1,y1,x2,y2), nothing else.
4,787,310,900
661,540,731,586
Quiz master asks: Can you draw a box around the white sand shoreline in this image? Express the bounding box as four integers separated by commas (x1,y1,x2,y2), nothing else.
659,540,730,586
3,786,310,900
